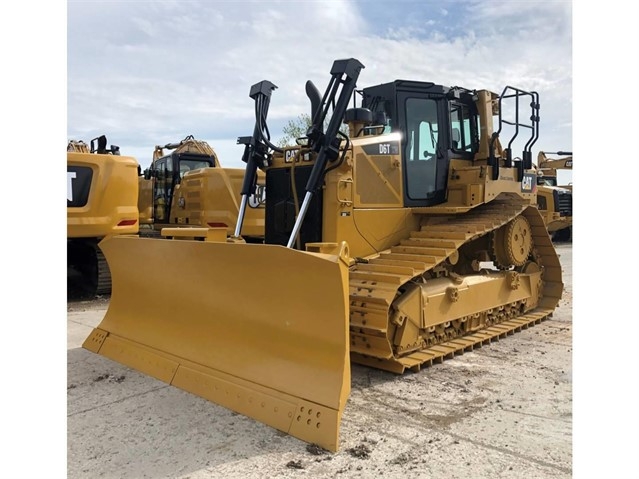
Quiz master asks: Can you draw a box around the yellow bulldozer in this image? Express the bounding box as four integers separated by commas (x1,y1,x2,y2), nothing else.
535,151,573,242
83,59,563,451
67,135,139,296
137,135,265,241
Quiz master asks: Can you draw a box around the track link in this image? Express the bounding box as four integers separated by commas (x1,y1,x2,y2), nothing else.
94,245,112,296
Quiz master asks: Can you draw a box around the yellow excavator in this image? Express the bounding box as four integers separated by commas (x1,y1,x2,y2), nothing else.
68,133,266,297
67,135,139,296
83,59,563,451
535,151,572,242
137,135,265,241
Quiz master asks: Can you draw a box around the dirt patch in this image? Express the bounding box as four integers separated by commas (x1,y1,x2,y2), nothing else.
347,444,372,459
306,444,329,456
285,460,304,469
93,374,126,384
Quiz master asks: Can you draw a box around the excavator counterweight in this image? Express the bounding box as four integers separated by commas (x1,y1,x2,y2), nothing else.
67,136,139,296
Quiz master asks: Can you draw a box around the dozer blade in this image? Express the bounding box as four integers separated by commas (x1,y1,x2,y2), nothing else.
83,235,351,451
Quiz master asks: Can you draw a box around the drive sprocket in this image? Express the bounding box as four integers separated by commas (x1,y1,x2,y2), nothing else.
490,215,532,269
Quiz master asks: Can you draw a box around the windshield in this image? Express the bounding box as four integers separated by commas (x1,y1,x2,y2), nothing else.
537,176,557,186
179,159,214,178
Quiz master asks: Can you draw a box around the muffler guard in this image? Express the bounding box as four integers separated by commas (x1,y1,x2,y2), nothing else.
83,235,351,451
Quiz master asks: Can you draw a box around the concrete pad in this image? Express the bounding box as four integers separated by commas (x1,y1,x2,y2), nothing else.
67,245,573,478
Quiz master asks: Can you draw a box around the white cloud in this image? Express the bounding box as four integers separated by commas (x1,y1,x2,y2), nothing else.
68,0,572,173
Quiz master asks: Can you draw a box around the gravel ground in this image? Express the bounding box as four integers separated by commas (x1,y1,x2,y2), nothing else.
66,244,573,478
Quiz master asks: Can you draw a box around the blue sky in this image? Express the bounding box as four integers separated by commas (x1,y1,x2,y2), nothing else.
66,0,573,182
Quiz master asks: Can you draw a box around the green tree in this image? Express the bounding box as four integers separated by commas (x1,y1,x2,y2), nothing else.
277,114,312,148
277,113,350,148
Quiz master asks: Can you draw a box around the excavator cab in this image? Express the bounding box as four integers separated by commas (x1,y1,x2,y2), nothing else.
137,135,266,238
83,58,562,452
145,136,218,224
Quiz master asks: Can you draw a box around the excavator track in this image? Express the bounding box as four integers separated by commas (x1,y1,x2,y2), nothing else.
348,195,563,373
94,244,112,296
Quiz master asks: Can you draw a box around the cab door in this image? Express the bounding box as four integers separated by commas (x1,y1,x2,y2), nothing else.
397,93,449,206
152,157,173,223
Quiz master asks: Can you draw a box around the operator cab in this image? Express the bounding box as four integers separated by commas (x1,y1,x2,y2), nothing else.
361,81,480,207
148,152,216,223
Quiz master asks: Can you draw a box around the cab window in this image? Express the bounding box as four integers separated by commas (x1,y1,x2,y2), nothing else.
450,103,475,153
179,159,212,179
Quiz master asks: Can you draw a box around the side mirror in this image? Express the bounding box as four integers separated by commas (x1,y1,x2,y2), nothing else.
373,111,387,126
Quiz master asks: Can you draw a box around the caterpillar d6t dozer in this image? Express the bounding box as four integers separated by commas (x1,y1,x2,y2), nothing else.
137,135,265,240
83,59,563,451
67,135,139,295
